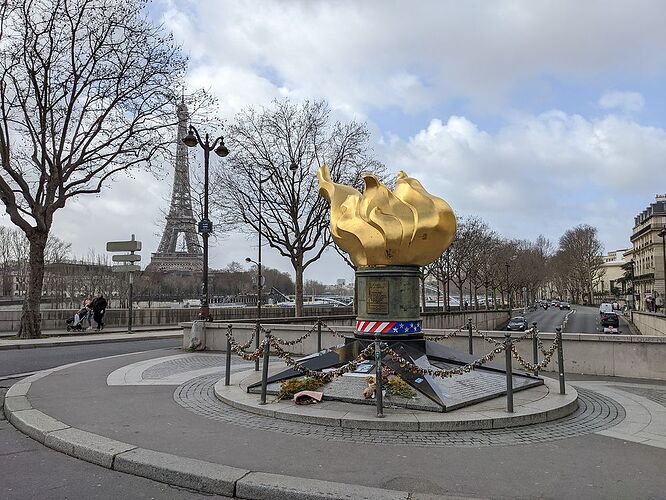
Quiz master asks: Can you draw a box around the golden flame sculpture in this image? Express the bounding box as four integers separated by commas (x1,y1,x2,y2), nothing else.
318,166,457,267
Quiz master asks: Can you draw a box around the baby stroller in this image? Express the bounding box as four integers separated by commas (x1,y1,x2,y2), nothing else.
66,307,90,332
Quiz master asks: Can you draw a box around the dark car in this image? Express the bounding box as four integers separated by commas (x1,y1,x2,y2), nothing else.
600,312,619,328
559,302,571,310
507,316,528,331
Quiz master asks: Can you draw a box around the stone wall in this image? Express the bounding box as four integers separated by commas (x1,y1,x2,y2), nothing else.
184,322,666,381
631,311,666,336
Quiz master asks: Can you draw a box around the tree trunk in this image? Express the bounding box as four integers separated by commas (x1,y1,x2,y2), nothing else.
18,232,48,339
294,257,304,317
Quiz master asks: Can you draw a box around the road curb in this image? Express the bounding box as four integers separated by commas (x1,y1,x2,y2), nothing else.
0,332,182,351
2,361,468,500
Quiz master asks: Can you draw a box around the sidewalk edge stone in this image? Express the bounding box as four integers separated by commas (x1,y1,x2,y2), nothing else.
44,427,137,468
112,447,248,497
235,471,409,500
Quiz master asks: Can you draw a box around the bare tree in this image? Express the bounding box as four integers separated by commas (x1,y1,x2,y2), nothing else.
556,224,604,305
217,99,384,316
0,0,190,337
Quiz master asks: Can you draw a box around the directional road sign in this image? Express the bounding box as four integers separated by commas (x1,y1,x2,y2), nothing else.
112,264,141,273
112,254,142,263
107,240,142,252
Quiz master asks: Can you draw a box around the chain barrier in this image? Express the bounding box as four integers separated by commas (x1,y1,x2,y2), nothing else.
510,337,559,373
319,320,348,338
423,322,468,341
383,344,506,378
269,339,376,382
534,330,557,358
225,325,266,361
270,322,318,346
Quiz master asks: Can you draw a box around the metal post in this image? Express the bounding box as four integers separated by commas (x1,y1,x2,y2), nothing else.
254,321,260,371
467,318,473,355
374,332,384,418
505,332,514,413
128,270,134,334
225,328,232,386
532,322,539,375
260,329,271,405
317,318,322,352
556,327,566,394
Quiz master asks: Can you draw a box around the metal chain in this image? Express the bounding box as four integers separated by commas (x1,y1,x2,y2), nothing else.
319,320,348,338
225,325,265,361
510,338,559,373
270,322,318,346
383,344,506,378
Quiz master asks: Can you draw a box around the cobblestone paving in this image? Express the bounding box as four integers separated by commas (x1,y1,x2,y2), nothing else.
174,376,626,448
613,385,666,407
142,354,229,380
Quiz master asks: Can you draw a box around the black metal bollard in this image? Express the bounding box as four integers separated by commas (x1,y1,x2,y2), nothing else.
260,329,272,405
254,321,260,372
505,332,514,413
225,334,232,386
374,332,384,418
556,327,565,394
467,318,473,355
317,318,322,352
532,322,539,376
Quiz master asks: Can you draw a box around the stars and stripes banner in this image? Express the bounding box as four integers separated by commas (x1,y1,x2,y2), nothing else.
356,320,422,334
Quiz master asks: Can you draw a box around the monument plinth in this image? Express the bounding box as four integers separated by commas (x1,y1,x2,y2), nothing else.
248,165,542,412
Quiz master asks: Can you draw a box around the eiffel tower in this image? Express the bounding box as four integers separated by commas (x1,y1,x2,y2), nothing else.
149,101,203,273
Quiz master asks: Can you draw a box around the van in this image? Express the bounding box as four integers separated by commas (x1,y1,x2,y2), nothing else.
599,303,613,315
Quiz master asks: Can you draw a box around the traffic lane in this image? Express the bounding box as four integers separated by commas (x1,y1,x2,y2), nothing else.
565,305,631,334
523,306,570,332
0,338,180,379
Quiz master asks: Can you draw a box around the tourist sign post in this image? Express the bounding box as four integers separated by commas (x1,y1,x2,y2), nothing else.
106,235,142,333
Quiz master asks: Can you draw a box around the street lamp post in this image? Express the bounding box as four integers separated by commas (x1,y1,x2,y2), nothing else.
182,126,229,321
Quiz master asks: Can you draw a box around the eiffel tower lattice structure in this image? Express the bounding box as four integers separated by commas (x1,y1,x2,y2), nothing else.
149,101,203,274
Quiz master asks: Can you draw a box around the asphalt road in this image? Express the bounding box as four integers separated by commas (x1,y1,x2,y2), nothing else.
0,338,180,379
0,338,226,500
518,304,631,334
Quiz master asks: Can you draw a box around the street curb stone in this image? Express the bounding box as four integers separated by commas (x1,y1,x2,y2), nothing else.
4,395,32,412
112,448,249,497
0,332,182,351
45,427,137,468
235,471,408,500
8,408,70,443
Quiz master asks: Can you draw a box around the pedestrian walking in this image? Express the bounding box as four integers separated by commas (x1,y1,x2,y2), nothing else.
91,293,108,331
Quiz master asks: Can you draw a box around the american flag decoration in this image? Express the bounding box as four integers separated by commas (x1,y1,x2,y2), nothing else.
356,320,422,334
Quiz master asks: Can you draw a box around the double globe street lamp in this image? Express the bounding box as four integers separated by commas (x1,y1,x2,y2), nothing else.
182,125,229,321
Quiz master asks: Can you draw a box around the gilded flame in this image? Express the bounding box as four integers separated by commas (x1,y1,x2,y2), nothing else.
317,166,457,267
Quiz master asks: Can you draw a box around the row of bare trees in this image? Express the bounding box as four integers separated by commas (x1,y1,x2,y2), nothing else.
422,218,604,310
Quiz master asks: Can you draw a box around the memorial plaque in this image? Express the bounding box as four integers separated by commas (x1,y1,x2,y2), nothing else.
366,280,389,314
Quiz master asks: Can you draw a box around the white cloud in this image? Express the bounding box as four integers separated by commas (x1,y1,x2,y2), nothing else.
158,0,666,115
599,91,645,113
385,109,666,250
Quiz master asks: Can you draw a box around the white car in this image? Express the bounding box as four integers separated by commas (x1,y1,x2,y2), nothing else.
599,303,613,315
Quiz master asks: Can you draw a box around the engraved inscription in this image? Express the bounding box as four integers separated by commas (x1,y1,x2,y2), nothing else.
367,280,389,314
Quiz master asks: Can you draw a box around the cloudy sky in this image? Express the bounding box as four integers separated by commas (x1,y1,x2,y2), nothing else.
40,0,666,284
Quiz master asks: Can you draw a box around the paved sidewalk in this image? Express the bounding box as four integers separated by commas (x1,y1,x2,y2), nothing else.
5,350,666,499
0,329,182,350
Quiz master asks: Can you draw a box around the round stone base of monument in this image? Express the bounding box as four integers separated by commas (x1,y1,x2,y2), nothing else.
214,369,579,431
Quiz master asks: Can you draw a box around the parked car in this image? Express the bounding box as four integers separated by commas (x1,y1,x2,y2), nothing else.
559,302,571,310
600,312,619,328
507,316,528,331
599,303,613,315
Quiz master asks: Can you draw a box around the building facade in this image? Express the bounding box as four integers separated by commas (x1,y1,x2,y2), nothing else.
630,194,666,312
594,248,630,297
